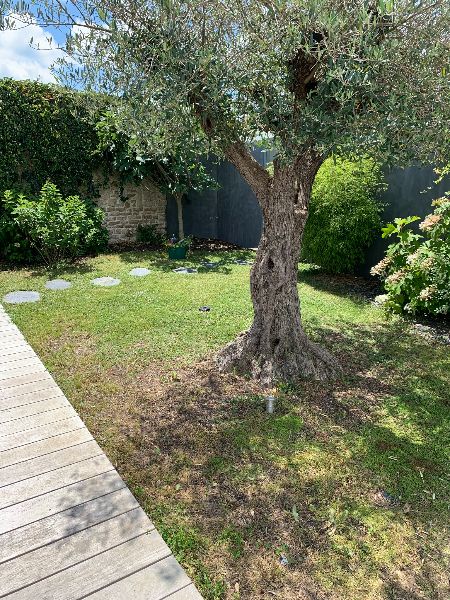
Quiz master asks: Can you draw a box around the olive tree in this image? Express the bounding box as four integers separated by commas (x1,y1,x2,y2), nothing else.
4,0,450,383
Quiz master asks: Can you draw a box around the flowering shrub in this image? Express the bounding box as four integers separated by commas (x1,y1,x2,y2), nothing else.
371,196,450,315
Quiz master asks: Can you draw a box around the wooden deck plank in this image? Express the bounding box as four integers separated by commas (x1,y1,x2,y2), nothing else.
0,325,20,333
0,396,69,423
4,532,172,600
0,439,102,486
0,380,61,405
86,556,192,600
0,454,112,508
0,355,42,372
0,427,92,469
0,345,35,358
0,327,25,337
0,508,153,597
0,415,85,451
0,329,18,336
0,349,36,364
0,340,29,353
0,404,78,435
0,364,46,382
0,334,27,347
0,322,24,332
0,470,124,534
165,584,204,599
0,487,138,563
0,305,202,599
0,370,53,391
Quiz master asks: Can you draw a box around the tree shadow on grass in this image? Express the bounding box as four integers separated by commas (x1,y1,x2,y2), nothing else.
111,319,449,599
298,263,382,301
116,248,255,275
27,262,96,278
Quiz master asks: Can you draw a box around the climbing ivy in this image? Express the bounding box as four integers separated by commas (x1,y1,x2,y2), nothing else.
0,79,215,211
0,78,106,197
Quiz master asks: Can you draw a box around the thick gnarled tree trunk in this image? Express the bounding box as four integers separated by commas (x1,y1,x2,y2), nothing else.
217,148,341,384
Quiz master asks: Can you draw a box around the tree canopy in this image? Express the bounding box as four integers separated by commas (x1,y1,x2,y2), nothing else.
5,0,449,169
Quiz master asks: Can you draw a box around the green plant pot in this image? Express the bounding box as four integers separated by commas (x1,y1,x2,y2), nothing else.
168,246,187,260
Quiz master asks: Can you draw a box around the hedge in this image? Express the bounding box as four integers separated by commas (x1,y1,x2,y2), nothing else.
0,78,106,197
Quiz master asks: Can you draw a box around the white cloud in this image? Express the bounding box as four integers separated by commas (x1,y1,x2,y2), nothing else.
0,18,62,83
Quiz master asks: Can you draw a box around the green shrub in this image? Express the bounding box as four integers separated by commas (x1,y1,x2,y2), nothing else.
371,196,450,316
0,181,108,266
302,157,385,273
136,223,166,247
0,204,34,265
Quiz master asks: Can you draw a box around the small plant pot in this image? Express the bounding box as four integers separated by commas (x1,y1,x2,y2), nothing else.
168,246,188,260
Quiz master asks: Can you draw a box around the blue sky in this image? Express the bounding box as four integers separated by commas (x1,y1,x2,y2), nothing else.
0,15,67,83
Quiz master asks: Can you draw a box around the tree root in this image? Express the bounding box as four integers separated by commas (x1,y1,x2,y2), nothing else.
216,329,341,386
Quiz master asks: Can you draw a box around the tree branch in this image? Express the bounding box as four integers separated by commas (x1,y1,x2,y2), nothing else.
188,86,271,205
225,141,271,205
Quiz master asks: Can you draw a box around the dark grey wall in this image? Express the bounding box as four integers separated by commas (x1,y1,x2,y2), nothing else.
361,165,449,274
166,158,219,239
166,156,448,274
166,148,272,247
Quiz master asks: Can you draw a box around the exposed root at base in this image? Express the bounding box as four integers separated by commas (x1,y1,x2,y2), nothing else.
216,330,341,386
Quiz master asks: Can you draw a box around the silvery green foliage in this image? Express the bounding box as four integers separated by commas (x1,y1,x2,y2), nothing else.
3,1,450,166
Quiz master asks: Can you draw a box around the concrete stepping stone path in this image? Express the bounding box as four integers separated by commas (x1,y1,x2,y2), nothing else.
45,279,72,290
91,277,121,287
3,291,41,304
129,268,151,277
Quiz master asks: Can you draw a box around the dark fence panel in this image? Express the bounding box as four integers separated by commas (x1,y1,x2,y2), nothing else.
166,148,272,245
361,165,449,274
167,155,448,275
166,158,219,239
216,156,262,248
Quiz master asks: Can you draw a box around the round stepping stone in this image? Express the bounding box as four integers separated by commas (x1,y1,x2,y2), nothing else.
45,279,72,290
201,262,219,269
234,259,252,266
172,267,197,274
3,291,41,304
91,277,121,287
129,268,151,277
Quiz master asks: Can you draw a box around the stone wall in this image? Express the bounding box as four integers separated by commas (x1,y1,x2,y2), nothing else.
95,175,166,244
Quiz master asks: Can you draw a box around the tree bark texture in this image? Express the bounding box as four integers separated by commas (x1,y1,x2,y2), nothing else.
217,149,341,385
175,193,184,240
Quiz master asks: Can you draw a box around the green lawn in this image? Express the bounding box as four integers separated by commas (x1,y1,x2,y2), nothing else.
1,250,449,600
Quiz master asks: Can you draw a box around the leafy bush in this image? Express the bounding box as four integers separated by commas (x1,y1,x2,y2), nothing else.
0,205,34,265
136,223,166,247
302,157,385,273
0,181,108,266
371,196,450,316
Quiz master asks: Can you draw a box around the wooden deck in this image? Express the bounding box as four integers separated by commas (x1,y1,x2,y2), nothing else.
0,305,202,599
